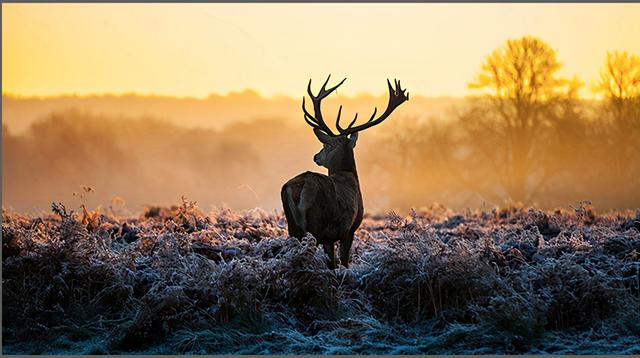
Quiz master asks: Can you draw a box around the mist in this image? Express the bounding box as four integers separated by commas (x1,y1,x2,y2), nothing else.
3,93,638,214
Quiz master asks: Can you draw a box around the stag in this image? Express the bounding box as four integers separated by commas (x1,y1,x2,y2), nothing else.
281,76,409,268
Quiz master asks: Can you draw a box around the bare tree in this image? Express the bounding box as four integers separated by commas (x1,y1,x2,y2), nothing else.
457,36,581,205
593,51,640,206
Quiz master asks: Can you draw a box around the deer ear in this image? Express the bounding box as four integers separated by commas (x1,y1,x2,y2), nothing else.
313,128,334,144
348,132,358,148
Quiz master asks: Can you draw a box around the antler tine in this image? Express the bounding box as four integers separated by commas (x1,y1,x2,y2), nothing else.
346,113,359,130
307,75,347,100
367,107,378,123
336,109,360,133
302,96,322,130
307,79,316,100
302,97,319,125
335,105,343,132
319,77,346,99
337,78,409,136
320,75,332,92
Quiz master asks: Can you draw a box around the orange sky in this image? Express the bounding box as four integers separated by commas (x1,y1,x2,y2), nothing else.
3,4,640,98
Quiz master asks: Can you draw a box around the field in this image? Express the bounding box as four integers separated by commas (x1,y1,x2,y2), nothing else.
2,201,640,354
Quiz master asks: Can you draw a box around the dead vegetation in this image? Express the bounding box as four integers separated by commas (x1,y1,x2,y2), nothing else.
2,201,640,354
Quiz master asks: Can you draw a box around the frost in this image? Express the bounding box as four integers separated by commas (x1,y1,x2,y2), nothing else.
2,204,639,354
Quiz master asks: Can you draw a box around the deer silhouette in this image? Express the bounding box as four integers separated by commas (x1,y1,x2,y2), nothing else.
281,76,409,268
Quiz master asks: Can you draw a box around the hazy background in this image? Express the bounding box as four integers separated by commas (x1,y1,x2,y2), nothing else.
2,4,640,214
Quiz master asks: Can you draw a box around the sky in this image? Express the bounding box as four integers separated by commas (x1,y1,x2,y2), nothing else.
3,4,640,98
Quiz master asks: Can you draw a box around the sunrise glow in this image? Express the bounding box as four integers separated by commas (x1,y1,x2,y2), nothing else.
3,3,640,98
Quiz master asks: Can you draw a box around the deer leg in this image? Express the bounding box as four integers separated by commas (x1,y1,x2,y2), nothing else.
323,243,336,269
340,231,355,268
282,203,302,238
281,185,305,238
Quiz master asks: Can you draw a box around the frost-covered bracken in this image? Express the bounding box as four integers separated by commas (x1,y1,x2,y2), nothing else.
2,201,640,354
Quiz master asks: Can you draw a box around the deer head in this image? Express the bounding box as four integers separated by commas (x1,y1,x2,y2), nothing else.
302,76,409,173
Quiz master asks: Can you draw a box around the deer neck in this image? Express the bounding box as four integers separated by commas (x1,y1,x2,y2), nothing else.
328,146,359,180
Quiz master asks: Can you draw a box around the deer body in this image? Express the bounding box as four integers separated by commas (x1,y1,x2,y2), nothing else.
282,76,408,268
282,146,363,268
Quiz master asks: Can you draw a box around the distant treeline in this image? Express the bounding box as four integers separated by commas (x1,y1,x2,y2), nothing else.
3,36,639,213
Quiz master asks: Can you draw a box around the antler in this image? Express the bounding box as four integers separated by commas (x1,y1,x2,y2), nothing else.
302,76,409,136
302,75,346,136
336,79,409,136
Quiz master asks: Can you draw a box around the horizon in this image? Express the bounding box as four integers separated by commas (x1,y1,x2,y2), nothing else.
0,89,605,102
0,88,461,100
